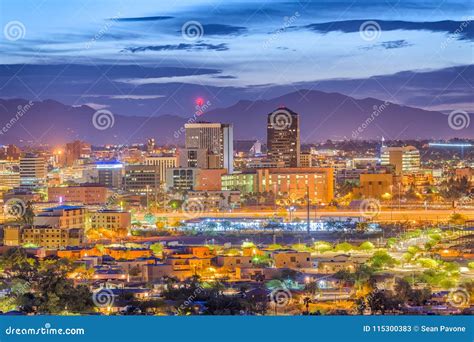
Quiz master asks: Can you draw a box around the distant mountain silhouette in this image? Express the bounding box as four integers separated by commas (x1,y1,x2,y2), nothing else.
0,90,468,146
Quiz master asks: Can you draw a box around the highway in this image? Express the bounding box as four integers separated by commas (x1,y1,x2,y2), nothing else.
139,209,474,222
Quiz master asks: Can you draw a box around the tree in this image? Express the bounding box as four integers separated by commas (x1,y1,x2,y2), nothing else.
449,213,467,225
1,252,94,314
358,241,375,251
394,278,431,306
369,251,397,270
304,281,319,296
334,242,354,253
440,177,471,204
366,289,401,314
337,181,356,197
313,241,332,253
150,243,163,256
303,296,311,315
22,201,35,225
356,222,369,234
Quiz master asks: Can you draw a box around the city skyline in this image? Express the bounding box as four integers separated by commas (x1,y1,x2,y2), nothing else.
0,0,472,323
0,0,473,120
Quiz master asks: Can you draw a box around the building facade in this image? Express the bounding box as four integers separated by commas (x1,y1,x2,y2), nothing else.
222,168,334,204
96,161,124,188
19,154,46,188
267,107,300,168
4,226,84,248
123,164,160,195
88,210,131,233
165,168,198,191
48,185,108,204
144,155,177,183
381,146,420,175
33,205,86,229
355,173,394,199
184,122,234,173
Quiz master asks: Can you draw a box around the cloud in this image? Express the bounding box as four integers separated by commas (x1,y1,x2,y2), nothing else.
200,24,246,36
212,75,237,79
80,103,109,110
379,40,412,49
123,43,229,53
114,16,174,22
305,20,474,41
84,94,166,100
362,40,413,50
0,64,222,79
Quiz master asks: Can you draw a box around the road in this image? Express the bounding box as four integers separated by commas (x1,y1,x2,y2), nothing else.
138,208,474,222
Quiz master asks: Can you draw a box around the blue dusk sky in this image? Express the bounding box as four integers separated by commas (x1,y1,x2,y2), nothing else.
0,0,472,116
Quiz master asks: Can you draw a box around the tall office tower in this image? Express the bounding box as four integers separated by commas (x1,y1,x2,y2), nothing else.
184,122,234,173
381,145,420,175
267,107,300,168
178,148,209,168
19,153,47,188
65,140,91,166
6,144,21,160
146,138,155,153
144,155,177,183
123,164,160,195
96,161,124,188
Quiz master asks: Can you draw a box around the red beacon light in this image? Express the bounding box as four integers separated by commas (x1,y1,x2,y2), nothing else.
195,97,204,107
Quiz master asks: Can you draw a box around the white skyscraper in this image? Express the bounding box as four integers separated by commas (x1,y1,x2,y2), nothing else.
184,122,234,173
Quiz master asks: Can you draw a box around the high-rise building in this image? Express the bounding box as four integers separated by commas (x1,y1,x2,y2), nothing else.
6,145,21,160
0,170,20,190
96,161,124,188
178,148,209,168
267,107,300,168
19,153,47,188
381,146,420,175
184,122,234,173
123,164,160,195
147,138,155,153
165,167,198,191
144,155,177,184
65,140,91,166
300,152,312,168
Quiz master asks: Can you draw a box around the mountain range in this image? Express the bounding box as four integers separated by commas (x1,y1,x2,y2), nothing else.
0,90,470,146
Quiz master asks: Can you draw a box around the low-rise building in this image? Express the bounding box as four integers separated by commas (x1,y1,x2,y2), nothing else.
267,250,311,269
215,255,253,269
355,173,393,199
222,168,334,204
186,190,241,210
48,185,108,205
33,205,86,229
316,254,370,273
194,169,227,191
88,210,131,233
3,225,84,248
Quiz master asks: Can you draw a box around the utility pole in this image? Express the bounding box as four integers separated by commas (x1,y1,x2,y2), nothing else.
306,185,310,235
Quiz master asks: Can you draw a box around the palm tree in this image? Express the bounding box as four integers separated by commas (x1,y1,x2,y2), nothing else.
303,296,311,315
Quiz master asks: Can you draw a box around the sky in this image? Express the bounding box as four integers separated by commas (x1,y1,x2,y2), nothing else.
0,0,472,116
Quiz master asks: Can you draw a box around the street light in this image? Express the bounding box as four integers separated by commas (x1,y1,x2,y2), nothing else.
287,206,296,222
